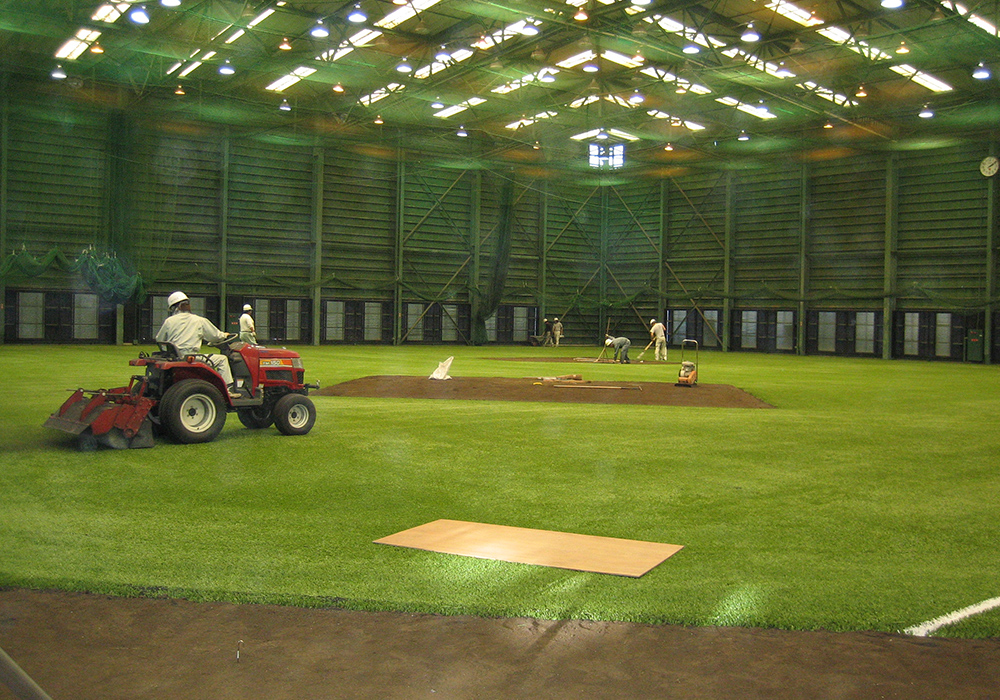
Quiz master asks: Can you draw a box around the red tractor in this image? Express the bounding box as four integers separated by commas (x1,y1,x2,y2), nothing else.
45,336,318,450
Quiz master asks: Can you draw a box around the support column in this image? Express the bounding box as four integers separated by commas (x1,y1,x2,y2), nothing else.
722,172,734,352
219,133,230,327
311,144,324,345
0,80,8,345
882,154,899,360
986,146,996,364
798,163,810,355
393,157,405,345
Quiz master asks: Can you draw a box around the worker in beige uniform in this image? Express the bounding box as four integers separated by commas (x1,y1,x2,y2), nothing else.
156,291,241,399
650,318,668,361
239,303,257,344
552,317,563,346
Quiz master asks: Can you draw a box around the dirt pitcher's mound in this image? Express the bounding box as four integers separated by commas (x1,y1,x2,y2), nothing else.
316,376,773,408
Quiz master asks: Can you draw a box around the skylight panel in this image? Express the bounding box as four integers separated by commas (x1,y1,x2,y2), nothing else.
505,111,558,130
767,0,953,93
797,81,854,106
225,29,245,44
639,66,712,95
415,48,475,79
379,0,444,30
433,97,487,118
648,111,706,130
602,50,645,69
265,66,317,92
716,96,778,119
91,4,125,23
568,95,601,109
940,0,999,35
55,29,102,60
360,83,406,106
557,50,597,69
247,9,275,27
178,62,203,78
571,128,640,141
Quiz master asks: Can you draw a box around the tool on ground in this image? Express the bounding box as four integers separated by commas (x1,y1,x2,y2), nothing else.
637,339,654,361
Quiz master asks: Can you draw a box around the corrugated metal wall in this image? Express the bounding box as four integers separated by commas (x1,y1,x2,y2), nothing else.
1,97,997,360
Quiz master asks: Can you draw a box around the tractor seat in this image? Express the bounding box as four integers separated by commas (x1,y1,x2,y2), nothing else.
153,341,180,359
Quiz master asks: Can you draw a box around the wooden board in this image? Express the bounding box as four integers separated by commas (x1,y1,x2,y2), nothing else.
375,519,683,578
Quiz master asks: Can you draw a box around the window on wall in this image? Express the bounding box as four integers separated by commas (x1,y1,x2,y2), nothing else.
776,311,795,351
364,302,382,341
18,292,44,339
442,304,458,342
741,311,757,349
286,300,301,341
406,303,424,341
74,293,99,340
856,312,876,354
513,306,529,342
326,301,345,341
671,309,688,344
935,313,951,357
255,299,270,341
702,309,719,348
817,312,836,353
485,312,497,342
904,312,920,356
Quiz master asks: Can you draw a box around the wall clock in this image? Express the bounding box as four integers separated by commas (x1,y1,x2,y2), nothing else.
980,156,999,177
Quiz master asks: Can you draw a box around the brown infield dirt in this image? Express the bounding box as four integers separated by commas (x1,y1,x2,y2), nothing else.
4,372,999,699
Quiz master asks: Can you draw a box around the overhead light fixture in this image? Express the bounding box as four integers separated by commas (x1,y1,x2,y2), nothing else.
347,4,367,23
435,46,451,62
51,65,67,80
218,59,235,75
310,20,329,38
160,0,181,6
174,84,185,95
596,129,608,140
632,0,652,5
741,23,760,42
128,5,151,24
823,120,834,129
737,130,750,141
531,47,545,61
919,104,934,118
89,43,104,54
279,99,291,112
855,84,867,97
628,89,644,104
374,115,383,124
574,8,589,21
881,0,903,8
664,143,674,151
431,97,445,109
682,43,700,54
973,62,991,80
896,40,909,54
790,38,805,53
279,38,292,50
396,58,412,73
533,141,541,150
521,21,540,36
457,126,468,137
539,70,556,83
582,61,599,73
332,83,345,93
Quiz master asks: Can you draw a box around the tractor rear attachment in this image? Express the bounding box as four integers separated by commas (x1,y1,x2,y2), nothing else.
44,381,156,450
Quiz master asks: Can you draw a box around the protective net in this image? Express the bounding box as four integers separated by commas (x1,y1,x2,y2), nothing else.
0,246,146,305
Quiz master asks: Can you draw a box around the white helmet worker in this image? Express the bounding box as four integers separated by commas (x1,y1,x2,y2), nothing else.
605,337,614,346
650,318,656,325
167,291,189,310
243,303,252,311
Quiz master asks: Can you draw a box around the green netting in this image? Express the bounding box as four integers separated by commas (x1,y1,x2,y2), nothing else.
470,177,514,345
0,247,146,305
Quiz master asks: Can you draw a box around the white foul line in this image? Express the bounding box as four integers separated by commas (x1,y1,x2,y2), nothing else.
904,597,1000,637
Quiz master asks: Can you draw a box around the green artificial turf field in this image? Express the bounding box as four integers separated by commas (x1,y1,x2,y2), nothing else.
2,343,999,638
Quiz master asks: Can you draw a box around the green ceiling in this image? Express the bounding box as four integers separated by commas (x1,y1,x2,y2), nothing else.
3,0,1000,174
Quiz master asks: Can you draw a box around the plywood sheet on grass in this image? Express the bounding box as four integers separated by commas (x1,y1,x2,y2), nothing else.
375,519,683,577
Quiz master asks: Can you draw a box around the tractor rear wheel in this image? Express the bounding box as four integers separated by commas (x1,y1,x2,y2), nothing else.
160,379,227,444
273,394,316,436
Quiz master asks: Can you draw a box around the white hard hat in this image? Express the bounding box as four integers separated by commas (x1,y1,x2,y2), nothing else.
650,318,656,325
167,291,189,308
243,304,252,311
605,337,613,346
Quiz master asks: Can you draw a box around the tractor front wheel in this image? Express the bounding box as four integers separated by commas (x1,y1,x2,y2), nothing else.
273,394,316,436
160,379,227,444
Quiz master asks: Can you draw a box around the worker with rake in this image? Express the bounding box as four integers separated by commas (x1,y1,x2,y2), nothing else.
649,318,668,361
